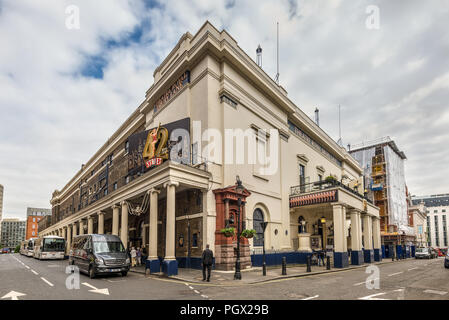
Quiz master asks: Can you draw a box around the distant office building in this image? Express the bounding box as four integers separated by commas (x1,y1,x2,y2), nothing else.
26,207,52,239
1,218,26,248
0,184,3,235
412,194,449,249
349,137,413,256
408,194,427,247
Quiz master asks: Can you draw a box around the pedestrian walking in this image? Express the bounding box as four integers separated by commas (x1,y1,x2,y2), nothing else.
201,244,214,282
130,247,137,267
136,247,142,266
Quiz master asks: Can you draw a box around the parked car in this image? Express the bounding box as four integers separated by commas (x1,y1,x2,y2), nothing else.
69,234,130,279
415,247,436,259
445,252,449,268
1,248,10,254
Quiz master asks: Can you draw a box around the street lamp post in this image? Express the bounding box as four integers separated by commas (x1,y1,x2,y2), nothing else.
234,176,245,280
261,221,268,276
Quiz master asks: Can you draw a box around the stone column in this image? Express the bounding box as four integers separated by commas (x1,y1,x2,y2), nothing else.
72,222,78,240
98,211,104,234
147,188,161,273
87,215,93,234
332,204,349,268
79,219,84,235
163,181,179,276
350,210,363,265
373,217,382,261
120,201,129,249
362,214,374,263
66,224,72,255
112,205,120,236
62,227,66,240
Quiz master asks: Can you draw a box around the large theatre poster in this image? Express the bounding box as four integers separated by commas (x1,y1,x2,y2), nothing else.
127,118,190,176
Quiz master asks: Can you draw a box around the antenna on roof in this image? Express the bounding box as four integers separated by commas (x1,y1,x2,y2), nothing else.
274,22,280,84
337,104,343,147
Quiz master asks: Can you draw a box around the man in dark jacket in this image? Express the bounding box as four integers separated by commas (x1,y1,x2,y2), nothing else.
202,244,214,282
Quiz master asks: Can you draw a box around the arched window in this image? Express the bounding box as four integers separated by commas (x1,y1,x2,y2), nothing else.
253,209,265,247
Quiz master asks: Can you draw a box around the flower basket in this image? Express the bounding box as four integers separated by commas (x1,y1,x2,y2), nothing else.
241,229,257,239
220,227,235,237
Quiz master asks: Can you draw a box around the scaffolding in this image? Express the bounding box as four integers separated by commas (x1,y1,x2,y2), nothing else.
350,137,411,240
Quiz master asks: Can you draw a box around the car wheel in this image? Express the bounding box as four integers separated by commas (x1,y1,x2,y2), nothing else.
89,266,96,279
121,271,128,277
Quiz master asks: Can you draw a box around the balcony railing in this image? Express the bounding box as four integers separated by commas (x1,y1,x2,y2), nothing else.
290,179,373,205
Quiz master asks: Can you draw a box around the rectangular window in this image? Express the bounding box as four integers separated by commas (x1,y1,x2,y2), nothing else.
125,176,130,185
125,140,129,154
192,233,198,247
113,182,117,191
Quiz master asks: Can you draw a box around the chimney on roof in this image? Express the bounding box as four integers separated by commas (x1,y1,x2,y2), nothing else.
314,107,319,126
256,45,262,67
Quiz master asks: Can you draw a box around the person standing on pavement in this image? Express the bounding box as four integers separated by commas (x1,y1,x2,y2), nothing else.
130,247,137,267
201,244,214,282
136,247,142,266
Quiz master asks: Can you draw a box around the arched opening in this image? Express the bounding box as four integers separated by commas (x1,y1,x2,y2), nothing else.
253,209,264,247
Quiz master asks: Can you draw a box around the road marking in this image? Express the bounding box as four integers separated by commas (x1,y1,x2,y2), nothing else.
188,286,194,290
358,292,388,300
40,277,54,287
194,290,200,294
25,265,30,269
423,289,447,296
81,282,110,295
302,295,319,300
387,272,403,277
1,291,26,300
201,294,209,299
31,270,38,275
408,267,418,271
354,278,379,286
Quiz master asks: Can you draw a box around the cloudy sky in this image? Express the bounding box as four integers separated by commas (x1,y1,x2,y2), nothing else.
1,0,448,219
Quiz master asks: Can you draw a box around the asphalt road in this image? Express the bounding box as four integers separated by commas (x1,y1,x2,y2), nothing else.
0,253,203,300
197,256,449,300
1,253,448,300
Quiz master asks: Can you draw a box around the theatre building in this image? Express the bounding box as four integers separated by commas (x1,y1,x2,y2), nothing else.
40,21,380,275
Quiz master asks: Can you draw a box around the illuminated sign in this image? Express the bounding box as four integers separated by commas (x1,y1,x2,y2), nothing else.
153,71,190,113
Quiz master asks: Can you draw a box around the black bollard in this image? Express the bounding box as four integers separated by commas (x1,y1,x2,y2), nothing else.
392,253,395,261
326,255,331,270
306,255,311,272
262,262,267,276
282,257,287,275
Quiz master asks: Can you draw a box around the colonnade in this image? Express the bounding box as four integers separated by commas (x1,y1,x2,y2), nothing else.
332,204,382,267
44,181,181,276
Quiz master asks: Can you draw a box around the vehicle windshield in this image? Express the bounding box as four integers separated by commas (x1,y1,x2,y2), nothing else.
43,238,65,252
93,241,125,254
416,248,428,253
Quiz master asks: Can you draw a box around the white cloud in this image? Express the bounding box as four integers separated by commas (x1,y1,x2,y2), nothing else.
1,0,449,218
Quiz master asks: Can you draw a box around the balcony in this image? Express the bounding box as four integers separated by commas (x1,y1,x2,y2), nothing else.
290,178,373,207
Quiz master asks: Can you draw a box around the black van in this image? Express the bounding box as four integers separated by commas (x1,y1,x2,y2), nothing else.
69,234,130,278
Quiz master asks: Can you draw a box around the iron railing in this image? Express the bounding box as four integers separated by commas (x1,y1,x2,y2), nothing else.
290,179,373,205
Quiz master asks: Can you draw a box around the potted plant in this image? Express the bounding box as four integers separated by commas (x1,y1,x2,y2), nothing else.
241,229,257,239
325,175,337,183
220,227,235,237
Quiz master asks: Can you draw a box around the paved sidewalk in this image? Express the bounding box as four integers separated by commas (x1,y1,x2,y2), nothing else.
131,258,410,285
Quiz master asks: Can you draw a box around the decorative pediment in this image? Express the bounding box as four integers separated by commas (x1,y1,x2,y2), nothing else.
213,184,251,202
297,154,309,164
316,165,325,173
